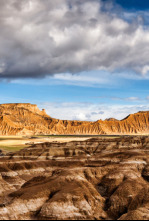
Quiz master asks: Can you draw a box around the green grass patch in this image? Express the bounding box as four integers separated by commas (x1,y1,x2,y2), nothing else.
0,137,27,141
0,145,27,153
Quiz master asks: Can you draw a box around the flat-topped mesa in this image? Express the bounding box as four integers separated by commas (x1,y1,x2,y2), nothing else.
0,103,52,136
0,103,47,116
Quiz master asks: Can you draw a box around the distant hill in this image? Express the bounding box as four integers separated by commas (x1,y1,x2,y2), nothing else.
0,103,149,135
105,118,118,122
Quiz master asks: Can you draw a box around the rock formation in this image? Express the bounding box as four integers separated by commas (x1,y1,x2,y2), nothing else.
0,136,148,220
0,103,149,135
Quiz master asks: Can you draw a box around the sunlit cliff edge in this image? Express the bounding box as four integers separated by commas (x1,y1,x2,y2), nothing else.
0,103,149,135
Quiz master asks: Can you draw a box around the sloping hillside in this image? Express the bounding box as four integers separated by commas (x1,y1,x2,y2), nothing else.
0,103,149,135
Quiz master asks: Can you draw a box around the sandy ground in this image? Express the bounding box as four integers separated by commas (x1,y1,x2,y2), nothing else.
0,136,91,153
0,136,90,147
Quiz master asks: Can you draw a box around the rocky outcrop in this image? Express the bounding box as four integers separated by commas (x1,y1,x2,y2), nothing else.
0,136,148,220
0,103,149,135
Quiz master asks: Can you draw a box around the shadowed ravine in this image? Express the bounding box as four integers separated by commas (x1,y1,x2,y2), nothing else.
0,136,148,220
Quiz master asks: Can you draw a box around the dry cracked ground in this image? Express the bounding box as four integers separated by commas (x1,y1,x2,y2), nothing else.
0,136,149,220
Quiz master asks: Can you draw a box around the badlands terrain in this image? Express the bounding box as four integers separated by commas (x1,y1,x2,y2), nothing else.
0,103,149,220
0,136,148,220
1,103,149,135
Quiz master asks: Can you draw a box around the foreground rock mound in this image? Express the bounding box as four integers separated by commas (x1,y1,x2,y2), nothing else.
1,103,149,135
0,136,148,220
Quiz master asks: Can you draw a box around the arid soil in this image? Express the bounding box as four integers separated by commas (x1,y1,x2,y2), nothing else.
0,136,148,220
1,103,149,135
0,136,91,153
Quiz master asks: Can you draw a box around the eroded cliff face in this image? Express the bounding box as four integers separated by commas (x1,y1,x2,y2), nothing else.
0,103,149,135
0,136,148,220
0,103,51,135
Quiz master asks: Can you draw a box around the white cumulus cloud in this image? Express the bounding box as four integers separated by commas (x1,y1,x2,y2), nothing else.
40,102,149,121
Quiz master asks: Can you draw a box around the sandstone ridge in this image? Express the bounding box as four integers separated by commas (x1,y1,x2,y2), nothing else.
0,103,149,135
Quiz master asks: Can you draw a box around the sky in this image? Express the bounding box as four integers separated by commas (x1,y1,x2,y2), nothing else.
1,0,149,121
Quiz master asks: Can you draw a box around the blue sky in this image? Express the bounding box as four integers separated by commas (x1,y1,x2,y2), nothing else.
114,0,149,10
1,71,149,121
1,0,149,121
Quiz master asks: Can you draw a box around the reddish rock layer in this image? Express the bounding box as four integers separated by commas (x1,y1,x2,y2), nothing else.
0,103,149,135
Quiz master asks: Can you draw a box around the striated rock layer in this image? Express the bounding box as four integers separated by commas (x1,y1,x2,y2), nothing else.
0,136,148,220
0,103,149,135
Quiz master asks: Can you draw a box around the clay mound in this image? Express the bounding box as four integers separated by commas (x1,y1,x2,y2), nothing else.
0,136,148,220
0,103,149,135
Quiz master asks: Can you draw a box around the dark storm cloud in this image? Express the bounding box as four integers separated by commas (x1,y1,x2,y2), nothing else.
1,0,149,79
